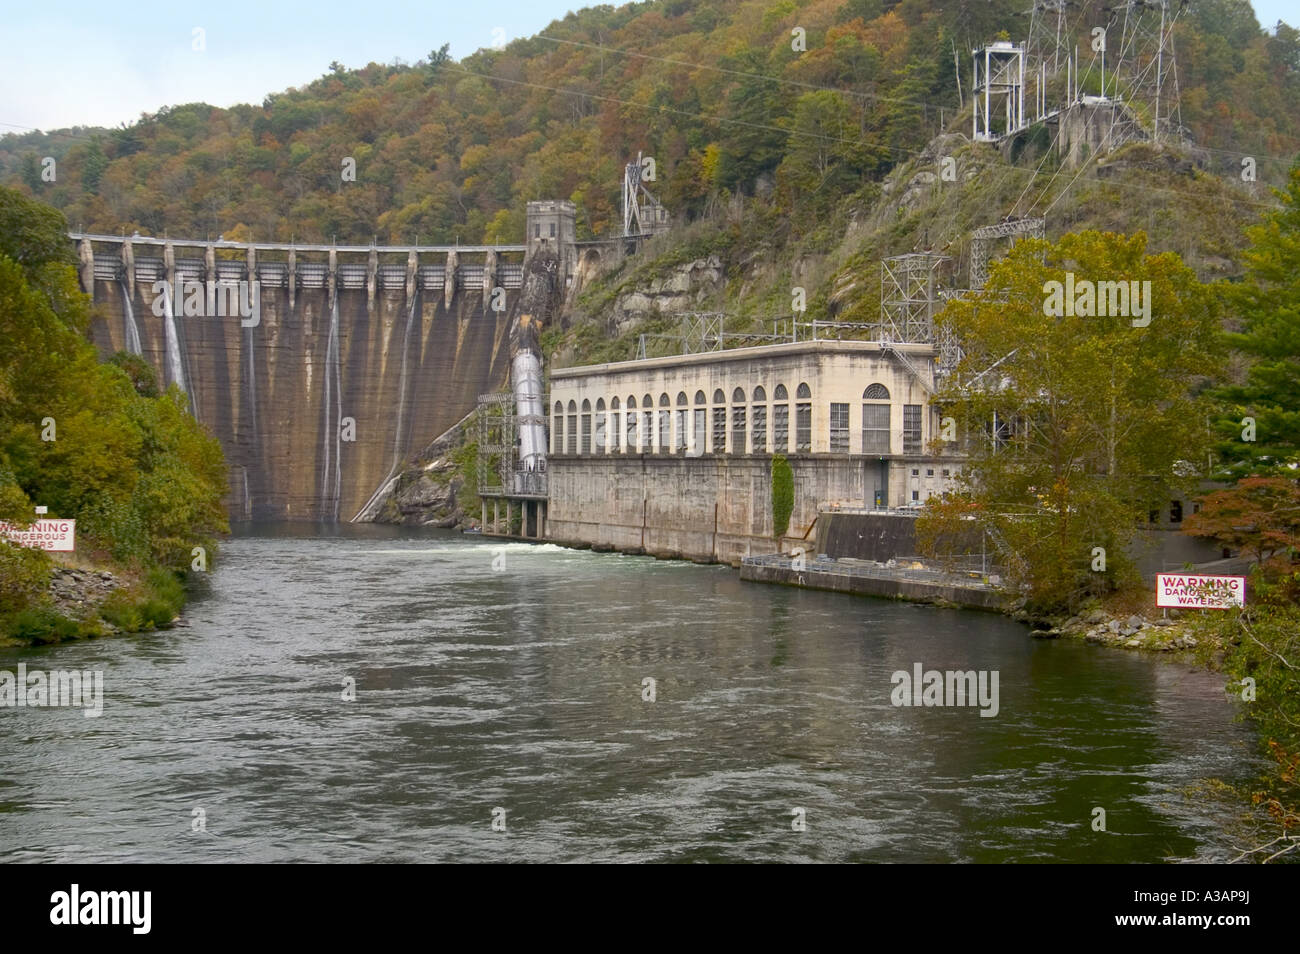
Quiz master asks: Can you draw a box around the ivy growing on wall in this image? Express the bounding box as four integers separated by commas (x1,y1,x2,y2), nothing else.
771,454,793,538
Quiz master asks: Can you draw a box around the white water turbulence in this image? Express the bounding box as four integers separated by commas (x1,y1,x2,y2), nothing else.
320,297,343,521
161,283,187,393
120,279,142,355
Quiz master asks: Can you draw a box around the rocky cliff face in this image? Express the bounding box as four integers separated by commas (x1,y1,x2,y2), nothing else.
375,422,470,528
607,255,724,334
89,280,515,522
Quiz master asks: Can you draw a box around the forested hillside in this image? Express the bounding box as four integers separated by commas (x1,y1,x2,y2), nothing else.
2,0,1297,247
0,188,229,644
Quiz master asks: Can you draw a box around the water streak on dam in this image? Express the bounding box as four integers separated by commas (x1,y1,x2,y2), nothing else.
75,234,527,522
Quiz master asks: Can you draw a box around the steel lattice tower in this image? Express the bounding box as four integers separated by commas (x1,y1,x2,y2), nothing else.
1113,0,1183,142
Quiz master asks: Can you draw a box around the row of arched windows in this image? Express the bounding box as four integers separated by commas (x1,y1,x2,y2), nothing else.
551,383,896,456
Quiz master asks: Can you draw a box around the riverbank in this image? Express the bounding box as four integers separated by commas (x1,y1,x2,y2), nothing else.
0,552,189,647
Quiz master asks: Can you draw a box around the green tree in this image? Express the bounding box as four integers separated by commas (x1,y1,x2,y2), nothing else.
1212,162,1300,475
427,43,452,79
921,231,1223,611
0,186,228,634
717,47,791,193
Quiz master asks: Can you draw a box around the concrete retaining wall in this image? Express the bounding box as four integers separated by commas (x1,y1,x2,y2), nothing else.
546,455,877,563
816,511,920,561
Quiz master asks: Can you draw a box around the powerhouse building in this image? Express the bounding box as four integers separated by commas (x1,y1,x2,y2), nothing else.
543,338,962,562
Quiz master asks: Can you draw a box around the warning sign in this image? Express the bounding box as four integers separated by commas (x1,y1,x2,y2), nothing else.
1156,573,1245,609
0,519,76,552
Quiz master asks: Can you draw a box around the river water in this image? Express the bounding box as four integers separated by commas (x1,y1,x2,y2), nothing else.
0,524,1258,863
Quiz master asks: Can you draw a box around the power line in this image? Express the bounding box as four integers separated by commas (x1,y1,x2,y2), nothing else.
440,62,926,160
536,34,945,113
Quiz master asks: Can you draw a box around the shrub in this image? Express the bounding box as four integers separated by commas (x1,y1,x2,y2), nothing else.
7,607,83,644
0,540,51,614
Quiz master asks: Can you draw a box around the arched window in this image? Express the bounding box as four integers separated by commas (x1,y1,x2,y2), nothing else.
712,388,727,453
626,396,638,450
675,392,688,452
731,387,747,454
773,385,789,453
595,398,606,453
863,384,890,454
643,394,654,453
863,383,890,400
553,401,564,456
692,391,707,455
567,400,578,455
751,386,768,454
610,396,621,452
795,384,811,452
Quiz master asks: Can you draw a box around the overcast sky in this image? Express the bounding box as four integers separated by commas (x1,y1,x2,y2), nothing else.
1,1,1295,133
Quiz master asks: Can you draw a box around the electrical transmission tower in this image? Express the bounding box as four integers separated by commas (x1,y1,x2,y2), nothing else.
879,254,948,343
1024,0,1073,119
1113,0,1184,142
1026,0,1071,77
972,42,1029,141
622,151,671,238
969,218,1046,289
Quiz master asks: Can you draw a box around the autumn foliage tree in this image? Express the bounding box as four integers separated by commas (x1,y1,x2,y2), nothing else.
1184,477,1300,565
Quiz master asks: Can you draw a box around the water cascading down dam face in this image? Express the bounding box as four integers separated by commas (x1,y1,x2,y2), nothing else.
159,281,188,396
83,239,520,521
319,295,343,521
119,278,142,356
353,288,423,520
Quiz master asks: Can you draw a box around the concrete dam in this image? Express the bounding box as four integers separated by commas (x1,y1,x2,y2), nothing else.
75,234,526,522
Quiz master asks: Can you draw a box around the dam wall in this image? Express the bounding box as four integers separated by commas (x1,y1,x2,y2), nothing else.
78,235,522,521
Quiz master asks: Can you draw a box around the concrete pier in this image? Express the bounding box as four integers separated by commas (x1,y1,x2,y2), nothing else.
739,554,1006,610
